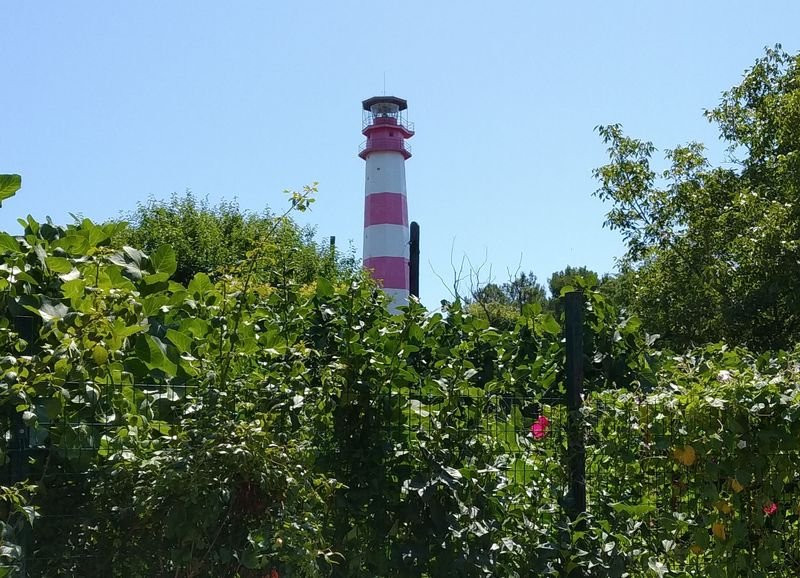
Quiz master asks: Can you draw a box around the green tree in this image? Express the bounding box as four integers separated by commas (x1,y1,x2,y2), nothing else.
547,266,599,299
468,267,619,327
466,271,547,329
114,190,355,285
594,46,800,350
544,266,629,317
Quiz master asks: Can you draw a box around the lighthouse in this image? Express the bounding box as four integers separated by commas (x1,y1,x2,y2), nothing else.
359,96,414,311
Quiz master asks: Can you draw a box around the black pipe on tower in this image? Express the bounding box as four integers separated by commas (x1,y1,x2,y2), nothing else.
409,221,420,298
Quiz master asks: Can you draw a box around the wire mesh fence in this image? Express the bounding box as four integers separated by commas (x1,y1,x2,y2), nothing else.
585,393,800,574
1,380,196,576
3,381,800,575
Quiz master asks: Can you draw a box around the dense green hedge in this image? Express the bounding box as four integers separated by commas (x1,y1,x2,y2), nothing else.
0,207,798,576
587,346,800,576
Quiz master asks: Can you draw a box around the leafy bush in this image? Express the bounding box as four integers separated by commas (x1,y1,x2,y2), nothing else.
0,179,798,576
584,345,800,576
114,187,356,285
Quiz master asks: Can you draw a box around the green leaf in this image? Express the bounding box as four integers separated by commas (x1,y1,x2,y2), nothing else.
33,299,69,322
105,265,136,290
45,256,73,274
559,284,576,297
149,420,171,435
135,335,177,376
109,248,144,280
53,232,89,256
150,245,177,277
188,272,213,297
143,272,170,284
0,232,20,254
98,435,113,458
510,458,532,485
538,314,561,336
166,329,192,354
316,276,334,298
182,318,210,339
43,397,63,420
61,279,86,301
610,500,657,517
92,344,109,365
239,549,260,570
0,174,21,206
142,294,169,317
111,317,146,339
497,417,521,452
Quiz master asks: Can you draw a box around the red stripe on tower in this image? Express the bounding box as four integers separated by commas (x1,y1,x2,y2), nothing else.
363,257,410,290
360,96,414,312
364,192,408,227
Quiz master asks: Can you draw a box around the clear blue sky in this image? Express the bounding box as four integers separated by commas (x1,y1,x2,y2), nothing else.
3,1,798,307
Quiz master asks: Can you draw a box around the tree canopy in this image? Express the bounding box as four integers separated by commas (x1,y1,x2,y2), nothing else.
594,46,800,350
114,189,356,286
465,270,548,329
466,266,613,328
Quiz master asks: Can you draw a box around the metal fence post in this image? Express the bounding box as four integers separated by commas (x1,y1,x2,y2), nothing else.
564,291,586,521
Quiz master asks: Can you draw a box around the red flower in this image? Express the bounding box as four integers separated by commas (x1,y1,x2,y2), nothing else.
763,502,778,516
530,416,550,440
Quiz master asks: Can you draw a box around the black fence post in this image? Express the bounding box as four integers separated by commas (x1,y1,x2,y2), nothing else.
564,291,586,522
327,235,336,277
409,222,420,299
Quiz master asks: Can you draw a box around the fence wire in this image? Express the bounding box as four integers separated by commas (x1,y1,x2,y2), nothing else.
2,382,800,576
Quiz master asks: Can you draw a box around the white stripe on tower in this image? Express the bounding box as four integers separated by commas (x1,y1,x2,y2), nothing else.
359,96,414,312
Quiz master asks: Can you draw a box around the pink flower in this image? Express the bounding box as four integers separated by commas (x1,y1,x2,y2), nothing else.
530,416,550,440
763,502,778,516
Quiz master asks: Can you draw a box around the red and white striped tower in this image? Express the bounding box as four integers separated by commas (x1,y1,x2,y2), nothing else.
359,96,414,311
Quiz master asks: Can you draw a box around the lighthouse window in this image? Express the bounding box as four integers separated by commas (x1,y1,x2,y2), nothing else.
390,132,394,136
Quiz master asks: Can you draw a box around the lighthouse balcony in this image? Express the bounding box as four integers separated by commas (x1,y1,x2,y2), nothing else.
362,114,415,134
359,138,412,160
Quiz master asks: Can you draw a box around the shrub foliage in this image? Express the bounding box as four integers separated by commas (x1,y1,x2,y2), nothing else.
0,187,798,576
